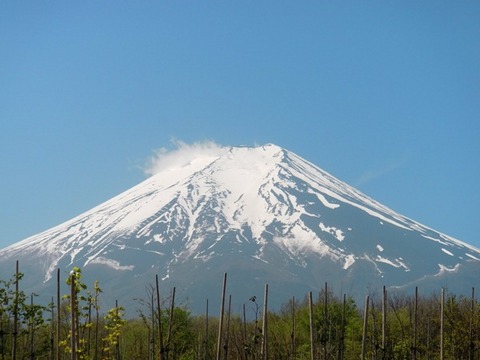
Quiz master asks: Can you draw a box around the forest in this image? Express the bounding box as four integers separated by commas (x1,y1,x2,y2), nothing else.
0,262,479,360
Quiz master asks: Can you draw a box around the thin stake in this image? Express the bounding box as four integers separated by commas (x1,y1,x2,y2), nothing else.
94,287,99,360
324,282,328,360
261,284,268,360
470,287,475,360
216,273,227,360
87,301,92,357
382,286,387,355
205,299,209,360
50,296,54,360
56,269,60,360
156,275,164,360
291,296,296,360
70,273,76,360
413,286,418,360
150,293,155,360
0,293,4,360
361,295,370,360
338,294,346,360
115,300,120,360
309,291,315,360
166,287,176,360
29,294,34,360
440,288,445,360
12,260,19,360
223,295,232,360
370,297,377,359
243,303,248,360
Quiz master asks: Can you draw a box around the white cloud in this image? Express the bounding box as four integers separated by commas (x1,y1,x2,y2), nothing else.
143,139,227,176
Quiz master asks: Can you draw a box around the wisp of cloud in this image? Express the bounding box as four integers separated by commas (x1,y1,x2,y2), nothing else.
353,158,407,187
144,140,227,176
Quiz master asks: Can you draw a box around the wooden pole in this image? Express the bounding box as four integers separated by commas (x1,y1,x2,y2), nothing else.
361,295,370,360
216,273,227,360
413,286,418,360
115,300,120,360
156,275,164,360
150,293,155,360
243,303,248,360
50,296,54,360
12,260,19,360
261,284,268,360
74,276,80,358
470,287,475,360
0,295,4,360
324,282,328,360
382,286,387,355
205,299,209,360
338,294,346,360
95,293,99,360
309,291,315,360
165,287,176,360
29,294,34,360
339,294,347,360
291,296,296,360
87,300,92,358
426,319,431,358
440,288,445,360
223,295,232,360
56,269,60,360
70,273,76,360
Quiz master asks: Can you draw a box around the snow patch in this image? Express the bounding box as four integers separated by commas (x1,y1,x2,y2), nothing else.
343,254,355,269
88,257,134,271
274,225,331,258
307,189,340,209
436,263,460,275
319,223,345,241
441,248,454,256
363,254,383,275
252,254,269,264
375,256,409,271
466,253,480,261
69,247,83,264
422,235,449,246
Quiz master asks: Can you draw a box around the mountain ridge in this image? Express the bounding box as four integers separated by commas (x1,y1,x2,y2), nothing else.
0,143,478,314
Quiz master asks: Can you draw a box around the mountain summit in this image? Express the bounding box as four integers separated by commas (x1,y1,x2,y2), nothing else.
1,143,478,314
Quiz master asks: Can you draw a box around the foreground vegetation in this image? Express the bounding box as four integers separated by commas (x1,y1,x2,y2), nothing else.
1,262,480,359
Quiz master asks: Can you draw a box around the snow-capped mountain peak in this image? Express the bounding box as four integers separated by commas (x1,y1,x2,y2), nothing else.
1,143,478,314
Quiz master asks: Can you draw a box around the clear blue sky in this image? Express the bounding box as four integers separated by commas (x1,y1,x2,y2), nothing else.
1,2,479,249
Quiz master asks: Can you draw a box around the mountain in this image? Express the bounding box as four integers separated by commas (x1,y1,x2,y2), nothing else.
0,143,479,315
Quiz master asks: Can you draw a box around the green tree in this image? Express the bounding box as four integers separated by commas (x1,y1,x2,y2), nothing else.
102,303,126,360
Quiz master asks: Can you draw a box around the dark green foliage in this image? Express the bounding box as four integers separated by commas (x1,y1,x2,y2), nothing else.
2,265,480,359
0,269,50,359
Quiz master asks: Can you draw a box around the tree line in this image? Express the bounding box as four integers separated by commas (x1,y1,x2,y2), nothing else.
1,262,480,359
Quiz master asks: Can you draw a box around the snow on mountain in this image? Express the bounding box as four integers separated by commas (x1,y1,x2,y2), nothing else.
0,143,479,314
